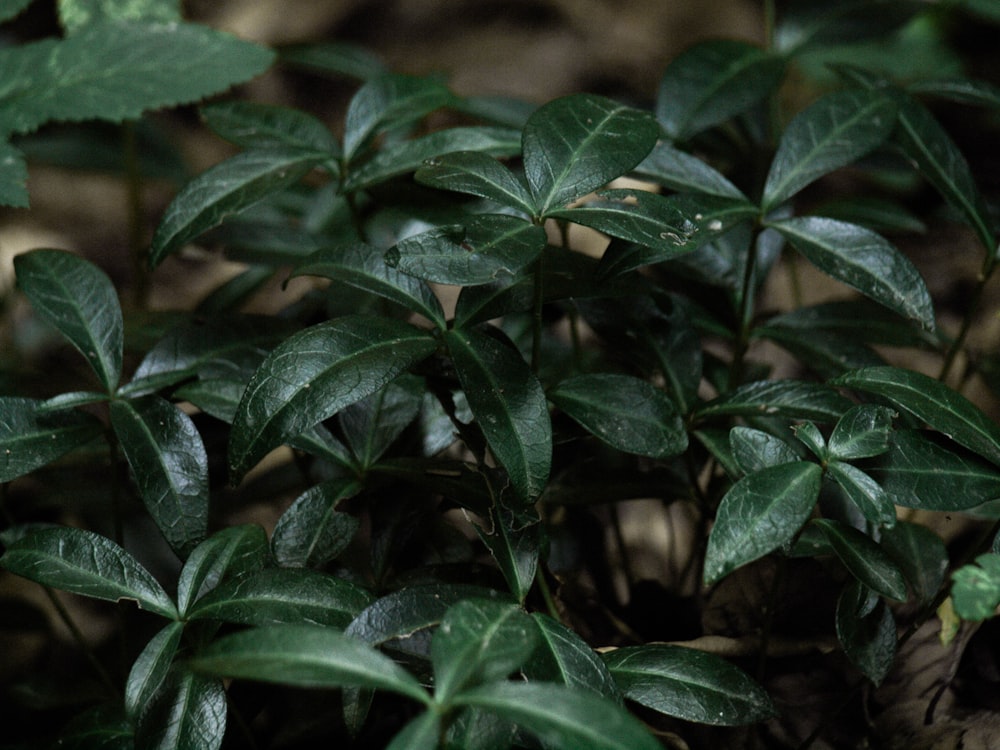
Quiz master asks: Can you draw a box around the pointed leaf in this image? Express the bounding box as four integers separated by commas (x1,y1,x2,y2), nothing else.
125,621,184,720
15,248,123,391
829,404,896,460
0,141,29,207
200,101,339,155
730,426,800,475
176,524,270,617
476,504,540,604
793,422,827,460
415,149,535,214
0,396,103,482
696,380,852,423
634,142,746,199
768,217,934,330
228,315,436,482
340,377,422,468
526,613,620,701
271,479,362,568
908,77,1000,110
0,526,177,619
826,461,896,528
882,521,947,606
704,462,822,585
813,519,906,601
522,93,658,214
110,396,208,558
134,669,226,750
836,581,896,685
278,41,386,80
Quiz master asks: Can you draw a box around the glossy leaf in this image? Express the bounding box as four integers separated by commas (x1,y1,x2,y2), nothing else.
696,380,852,423
812,519,906,600
0,397,103,482
704,462,822,585
150,148,325,267
951,554,1000,621
0,526,178,619
633,141,746,199
340,377,422,468
191,624,430,704
908,77,1000,110
385,711,440,750
603,644,775,725
768,217,934,330
882,521,947,606
793,422,826,460
836,581,896,685
828,404,896,460
525,613,619,701
730,426,800,475
110,396,209,559
445,327,551,502
476,504,540,605
125,621,184,720
0,141,28,207
656,40,785,141
443,709,515,750
756,324,885,378
15,248,123,391
228,315,436,482
762,90,896,211
414,149,535,214
200,101,339,155
522,93,659,215
271,479,361,568
548,373,686,458
176,525,270,617
826,461,896,528
134,670,226,750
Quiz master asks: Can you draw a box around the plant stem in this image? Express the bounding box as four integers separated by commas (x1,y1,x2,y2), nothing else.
43,585,121,697
531,243,545,374
938,256,993,382
729,230,760,386
123,121,149,310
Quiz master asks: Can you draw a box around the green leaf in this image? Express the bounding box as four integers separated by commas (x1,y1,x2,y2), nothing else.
764,299,937,349
730,426,801,475
0,21,274,137
290,243,446,329
385,214,545,286
340,377,422,468
522,93,659,215
951,554,1000,621
15,248,123,391
548,373,687,459
834,366,1000,467
386,711,440,750
655,40,785,141
110,396,209,558
271,480,362,568
909,77,1000,110
0,0,34,24
431,598,536,703
633,142,747,199
51,706,133,750
59,0,181,34
762,90,896,211
828,404,896,460
134,669,226,750
882,521,947,606
768,217,934,330
476,504,540,605
0,526,178,619
445,327,551,502
603,644,775,725
414,150,535,214
187,567,373,629
37,390,109,412
443,709,515,750
150,148,325,268
704,462,822,585
775,1,922,52
0,141,29,207
0,396,103,482
793,421,827,460
812,519,907,600
836,581,896,685
696,380,853,423
278,42,386,80
125,621,184,720
454,681,660,750
228,315,436,483
826,461,897,528
200,101,339,156
191,624,430,704
525,613,620,701
176,524,270,617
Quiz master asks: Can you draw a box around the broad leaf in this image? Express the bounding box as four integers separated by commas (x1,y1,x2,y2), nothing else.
812,519,907,601
134,669,226,750
125,621,184,720
762,90,896,211
200,101,339,155
729,426,801,475
951,554,1000,621
59,0,181,34
548,373,687,458
828,404,896,460
0,397,103,482
0,141,28,207
176,525,270,617
526,613,620,701
522,93,658,215
191,624,430,704
768,217,934,330
228,315,436,482
603,644,775,725
414,149,535,214
836,581,896,685
696,380,852,423
271,479,362,568
445,327,551,501
15,248,123,391
826,461,896,528
882,521,947,606
110,396,209,559
0,526,177,619
634,142,746,199
704,461,822,585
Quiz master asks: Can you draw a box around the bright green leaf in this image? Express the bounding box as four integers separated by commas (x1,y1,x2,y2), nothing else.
176,524,270,617
414,149,535,215
271,479,361,568
812,518,907,600
0,397,103,482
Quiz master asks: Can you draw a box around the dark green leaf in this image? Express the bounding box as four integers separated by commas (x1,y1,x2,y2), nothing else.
764,299,938,349
59,0,181,34
526,613,620,701
522,93,658,214
704,462,822,585
125,621,184,720
768,217,934,330
476,504,540,605
340,377,422,468
37,391,109,412
826,461,896,528
812,519,907,600
756,323,886,378
696,380,852,423
386,711,440,750
414,150,535,214
793,422,827,460
603,644,775,725
829,404,896,460
548,373,687,458
0,396,103,482
15,248,123,391
908,77,1000,110
730,426,801,475
633,142,746,199
134,669,226,750
228,315,436,482
882,521,947,606
271,479,362,568
443,708,515,750
813,196,927,234
445,327,551,501
195,265,275,315
200,101,339,155
836,581,896,685
0,0,33,24
176,524,270,617
278,42,386,80
0,141,29,207
0,526,177,619
775,1,922,52
951,554,1000,621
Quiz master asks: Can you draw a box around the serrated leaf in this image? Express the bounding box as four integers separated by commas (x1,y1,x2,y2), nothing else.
603,644,775,725
15,248,123,391
704,462,822,585
730,426,801,475
0,21,273,137
526,613,619,701
829,404,896,460
633,142,747,199
834,366,1000,467
444,327,551,502
827,461,897,528
951,553,1000,621
176,525,270,617
882,521,947,606
134,669,226,750
696,380,852,423
271,480,361,568
110,396,209,559
414,149,535,214
0,396,103,482
768,217,934,330
125,621,184,720
812,518,907,600
836,581,896,685
59,0,180,34
656,40,785,141
0,141,29,207
228,315,436,482
763,90,897,211
0,526,177,619
548,373,687,458
200,101,339,155
191,624,430,703
522,93,659,215
150,148,325,267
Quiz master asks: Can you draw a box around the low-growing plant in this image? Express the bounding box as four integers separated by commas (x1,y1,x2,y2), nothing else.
3,0,1000,748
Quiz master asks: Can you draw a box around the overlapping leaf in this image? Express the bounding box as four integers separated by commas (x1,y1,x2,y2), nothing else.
836,581,896,685
414,150,535,214
176,525,270,617
812,519,907,600
134,670,226,750
271,480,361,568
0,397,103,482
125,622,184,720
696,380,852,423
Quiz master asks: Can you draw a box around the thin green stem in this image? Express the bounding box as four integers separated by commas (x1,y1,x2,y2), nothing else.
105,427,125,549
123,121,149,310
938,257,993,382
531,243,545,374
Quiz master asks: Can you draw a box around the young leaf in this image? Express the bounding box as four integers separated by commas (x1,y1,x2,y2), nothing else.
547,373,687,459
602,644,775,725
271,479,362,569
0,397,103,482
768,217,934,330
812,519,907,601
385,711,440,750
826,461,897,529
125,621,184,720
836,581,896,685
59,0,181,34
0,526,178,619
110,396,209,559
762,90,897,211
15,248,123,392
793,421,827,460
191,624,430,704
522,93,659,215
0,141,29,207
150,148,326,268
200,101,339,155
228,315,436,483
882,521,947,606
704,461,822,585
176,525,270,617
525,613,620,701
696,380,852,423
828,404,896,460
414,150,536,215
951,554,1000,621
633,142,747,200
444,327,552,502
730,426,801,475
134,669,226,750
